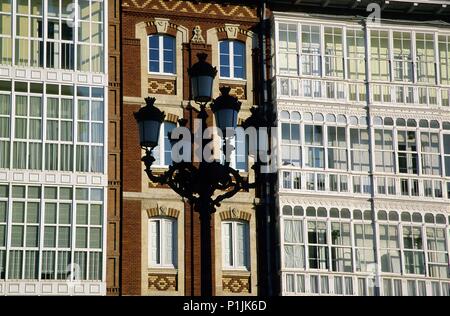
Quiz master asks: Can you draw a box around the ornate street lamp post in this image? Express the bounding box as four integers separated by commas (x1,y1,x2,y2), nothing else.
134,53,254,296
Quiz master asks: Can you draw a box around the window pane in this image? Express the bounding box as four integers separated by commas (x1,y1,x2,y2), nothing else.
76,204,88,225
76,227,88,248
44,227,56,247
90,228,101,249
58,227,70,248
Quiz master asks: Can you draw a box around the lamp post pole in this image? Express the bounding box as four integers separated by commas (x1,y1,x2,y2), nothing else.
196,103,214,297
199,199,213,296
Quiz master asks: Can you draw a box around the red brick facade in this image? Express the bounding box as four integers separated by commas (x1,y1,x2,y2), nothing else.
121,0,260,296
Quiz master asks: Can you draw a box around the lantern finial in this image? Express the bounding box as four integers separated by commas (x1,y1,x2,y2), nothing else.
134,97,166,123
188,53,217,103
210,86,242,133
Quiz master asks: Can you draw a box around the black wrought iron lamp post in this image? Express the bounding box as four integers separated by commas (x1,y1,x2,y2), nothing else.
134,53,253,296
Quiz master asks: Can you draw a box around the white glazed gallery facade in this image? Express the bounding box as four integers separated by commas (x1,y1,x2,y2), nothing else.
0,0,108,295
271,12,450,296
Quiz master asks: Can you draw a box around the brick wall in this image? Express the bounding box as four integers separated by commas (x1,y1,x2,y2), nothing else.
122,104,142,193
121,102,142,295
121,199,142,295
122,38,142,98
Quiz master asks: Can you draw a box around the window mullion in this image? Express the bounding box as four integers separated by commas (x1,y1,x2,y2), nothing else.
73,92,78,172
324,124,328,171
11,0,16,66
319,25,324,78
412,31,418,84
159,220,164,266
232,222,239,268
71,189,77,278
159,36,164,74
160,124,164,164
229,41,234,79
326,219,331,272
342,26,348,80
434,32,440,86
74,0,79,71
387,29,393,82
439,131,445,179
235,222,240,268
422,224,429,277
415,127,422,177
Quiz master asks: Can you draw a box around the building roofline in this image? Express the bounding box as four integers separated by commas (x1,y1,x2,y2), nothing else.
267,0,450,17
271,10,450,28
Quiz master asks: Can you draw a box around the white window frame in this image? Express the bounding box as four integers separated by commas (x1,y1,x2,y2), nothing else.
148,217,177,269
222,220,250,271
148,34,176,75
219,40,246,80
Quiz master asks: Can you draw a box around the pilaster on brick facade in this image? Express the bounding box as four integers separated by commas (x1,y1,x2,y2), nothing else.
107,0,122,296
123,38,142,98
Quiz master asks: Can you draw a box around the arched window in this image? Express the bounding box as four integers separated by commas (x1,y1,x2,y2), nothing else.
377,210,387,221
222,220,250,270
389,211,399,221
430,120,440,129
436,214,446,224
424,213,434,224
291,112,301,121
148,217,177,268
353,209,362,220
293,206,303,216
280,111,290,120
373,116,383,126
219,40,246,80
282,205,293,216
330,208,339,218
148,35,176,74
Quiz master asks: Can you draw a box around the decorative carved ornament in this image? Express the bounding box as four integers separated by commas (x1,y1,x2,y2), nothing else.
148,78,176,95
191,26,205,44
276,103,450,122
277,103,366,118
279,196,450,213
147,205,181,219
165,113,179,124
145,18,178,36
148,273,177,291
225,24,240,39
217,24,251,41
219,208,252,222
222,276,250,294
278,196,370,210
219,83,246,100
154,18,170,33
